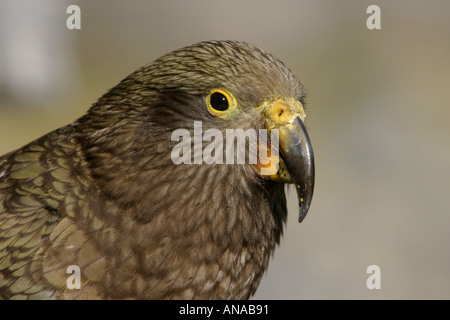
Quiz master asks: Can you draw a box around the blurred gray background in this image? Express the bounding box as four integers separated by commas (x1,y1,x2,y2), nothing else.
1,0,449,299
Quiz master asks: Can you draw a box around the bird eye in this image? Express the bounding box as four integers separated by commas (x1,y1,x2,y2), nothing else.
206,88,237,117
210,92,229,111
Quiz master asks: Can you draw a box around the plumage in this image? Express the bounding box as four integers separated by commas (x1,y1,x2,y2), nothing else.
0,40,313,299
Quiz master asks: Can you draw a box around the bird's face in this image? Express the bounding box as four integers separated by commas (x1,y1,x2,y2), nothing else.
86,40,314,222
199,86,314,222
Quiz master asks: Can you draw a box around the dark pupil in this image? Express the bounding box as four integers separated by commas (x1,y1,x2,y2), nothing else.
210,92,229,111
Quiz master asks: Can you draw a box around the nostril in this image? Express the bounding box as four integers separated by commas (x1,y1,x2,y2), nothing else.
268,99,291,124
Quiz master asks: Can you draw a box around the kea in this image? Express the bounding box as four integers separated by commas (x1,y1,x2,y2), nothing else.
0,40,314,299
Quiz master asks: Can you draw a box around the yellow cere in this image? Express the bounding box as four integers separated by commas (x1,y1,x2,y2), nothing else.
258,97,306,130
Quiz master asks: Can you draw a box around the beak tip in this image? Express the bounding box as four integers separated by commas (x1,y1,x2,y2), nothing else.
298,203,310,223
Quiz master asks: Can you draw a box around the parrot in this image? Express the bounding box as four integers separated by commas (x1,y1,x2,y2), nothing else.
0,40,314,299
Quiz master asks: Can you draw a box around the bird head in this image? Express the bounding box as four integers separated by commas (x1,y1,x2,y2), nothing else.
80,40,314,224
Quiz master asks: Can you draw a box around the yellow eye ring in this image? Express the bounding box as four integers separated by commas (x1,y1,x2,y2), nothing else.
206,88,237,117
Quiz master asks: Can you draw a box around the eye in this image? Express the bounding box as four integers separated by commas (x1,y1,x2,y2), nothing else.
210,92,229,111
206,88,237,117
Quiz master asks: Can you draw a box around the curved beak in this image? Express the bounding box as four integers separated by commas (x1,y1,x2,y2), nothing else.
256,98,315,223
278,117,315,222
